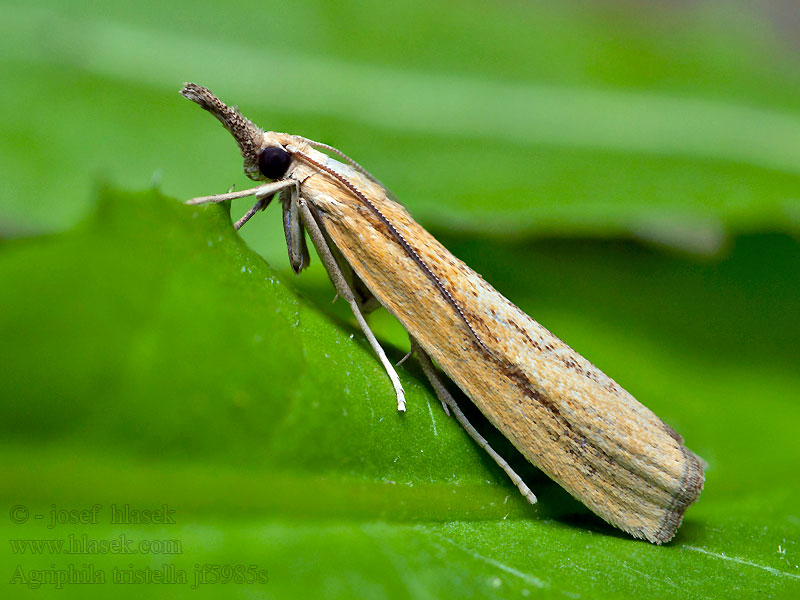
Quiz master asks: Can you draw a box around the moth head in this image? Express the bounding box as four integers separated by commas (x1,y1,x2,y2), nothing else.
180,83,293,182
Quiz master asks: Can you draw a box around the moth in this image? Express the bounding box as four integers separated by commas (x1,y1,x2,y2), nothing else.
180,83,704,543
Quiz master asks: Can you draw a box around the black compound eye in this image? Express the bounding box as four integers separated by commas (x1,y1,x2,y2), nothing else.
258,146,292,179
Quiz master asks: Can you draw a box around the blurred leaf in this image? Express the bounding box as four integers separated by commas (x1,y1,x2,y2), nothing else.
1,188,798,599
2,0,800,247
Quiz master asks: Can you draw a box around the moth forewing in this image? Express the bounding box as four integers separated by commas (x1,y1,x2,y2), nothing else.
180,83,704,544
293,151,704,544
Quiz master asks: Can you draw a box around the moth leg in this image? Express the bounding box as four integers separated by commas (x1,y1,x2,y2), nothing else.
309,211,380,314
335,257,381,314
297,197,406,412
186,179,295,206
403,337,447,415
280,186,311,273
234,195,269,231
410,337,537,504
351,271,381,313
282,183,376,309
396,349,414,368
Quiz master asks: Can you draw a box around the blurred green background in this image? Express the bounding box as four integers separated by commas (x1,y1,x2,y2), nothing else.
1,0,799,598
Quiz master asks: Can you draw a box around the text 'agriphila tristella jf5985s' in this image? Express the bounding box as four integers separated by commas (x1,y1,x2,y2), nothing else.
179,83,704,544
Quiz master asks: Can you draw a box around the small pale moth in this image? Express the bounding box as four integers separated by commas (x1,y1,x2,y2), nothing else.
180,83,704,544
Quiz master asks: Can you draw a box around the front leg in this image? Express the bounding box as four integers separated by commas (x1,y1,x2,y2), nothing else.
296,197,406,412
186,180,296,206
185,179,298,232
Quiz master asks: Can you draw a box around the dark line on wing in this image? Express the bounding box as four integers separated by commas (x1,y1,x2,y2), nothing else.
292,149,686,491
293,150,491,355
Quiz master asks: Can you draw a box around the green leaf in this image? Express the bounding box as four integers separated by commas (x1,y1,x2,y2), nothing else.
2,1,800,597
2,0,800,247
1,188,798,598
